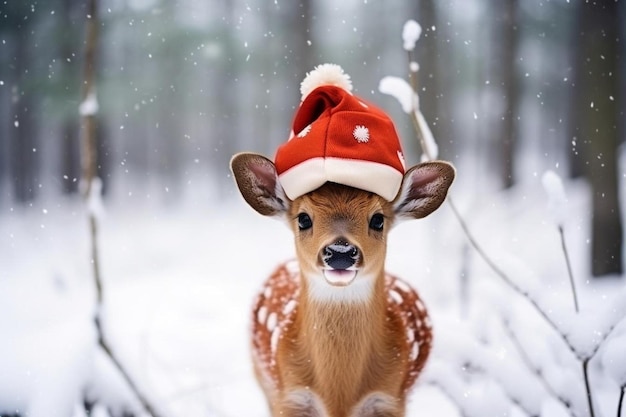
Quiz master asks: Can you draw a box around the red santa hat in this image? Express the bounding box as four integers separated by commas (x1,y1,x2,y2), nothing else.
274,63,406,202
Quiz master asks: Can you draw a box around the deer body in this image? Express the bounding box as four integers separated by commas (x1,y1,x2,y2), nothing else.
253,261,432,417
231,154,454,417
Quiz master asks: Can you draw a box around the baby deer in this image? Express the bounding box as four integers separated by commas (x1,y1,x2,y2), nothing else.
231,152,454,417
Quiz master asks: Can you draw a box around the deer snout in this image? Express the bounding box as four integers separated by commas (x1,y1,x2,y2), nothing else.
323,239,360,270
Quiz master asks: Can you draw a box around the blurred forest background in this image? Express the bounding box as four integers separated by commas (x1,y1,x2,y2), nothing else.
0,0,624,276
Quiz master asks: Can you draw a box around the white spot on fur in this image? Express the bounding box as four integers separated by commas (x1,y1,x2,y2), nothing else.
266,312,277,331
410,341,419,361
283,299,297,315
257,306,268,324
393,279,411,293
406,328,415,343
353,125,370,143
389,289,403,304
270,328,280,353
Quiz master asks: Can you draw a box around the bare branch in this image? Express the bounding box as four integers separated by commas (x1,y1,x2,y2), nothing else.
80,1,166,416
501,319,578,417
582,359,596,417
558,225,580,313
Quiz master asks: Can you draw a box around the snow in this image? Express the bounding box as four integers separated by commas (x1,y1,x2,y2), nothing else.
402,20,422,51
602,335,626,385
379,76,414,114
415,108,439,160
541,170,567,227
1,163,624,416
378,77,439,159
87,177,106,219
79,89,99,117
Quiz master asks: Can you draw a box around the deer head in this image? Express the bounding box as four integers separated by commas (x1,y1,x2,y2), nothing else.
230,152,454,302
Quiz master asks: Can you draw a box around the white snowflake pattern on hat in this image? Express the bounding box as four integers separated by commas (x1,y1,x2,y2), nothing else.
397,150,406,170
297,124,312,138
353,125,370,143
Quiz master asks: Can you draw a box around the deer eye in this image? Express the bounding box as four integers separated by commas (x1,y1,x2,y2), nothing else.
369,213,384,231
297,213,313,230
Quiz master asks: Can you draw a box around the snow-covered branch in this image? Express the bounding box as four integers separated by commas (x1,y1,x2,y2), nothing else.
383,18,626,417
79,2,167,416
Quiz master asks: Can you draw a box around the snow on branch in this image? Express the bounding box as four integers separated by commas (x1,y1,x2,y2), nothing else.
379,76,414,114
378,75,438,160
79,88,99,117
541,171,568,228
383,18,626,417
602,335,626,388
402,20,422,52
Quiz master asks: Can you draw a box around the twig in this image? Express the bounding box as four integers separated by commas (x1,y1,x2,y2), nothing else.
618,385,625,417
445,196,578,351
407,51,419,94
406,50,582,349
501,319,577,417
94,316,165,417
406,50,433,162
559,225,580,313
582,359,596,417
80,2,165,416
403,47,606,417
405,51,572,345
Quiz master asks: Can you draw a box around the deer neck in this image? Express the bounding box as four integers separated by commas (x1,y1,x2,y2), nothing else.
300,278,387,352
294,270,389,409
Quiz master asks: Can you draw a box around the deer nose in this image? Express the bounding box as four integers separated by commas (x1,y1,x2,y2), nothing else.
323,239,359,270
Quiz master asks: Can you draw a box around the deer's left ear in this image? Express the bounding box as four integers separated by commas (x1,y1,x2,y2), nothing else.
393,161,455,220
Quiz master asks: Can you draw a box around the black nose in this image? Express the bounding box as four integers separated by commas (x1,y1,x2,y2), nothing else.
323,240,359,270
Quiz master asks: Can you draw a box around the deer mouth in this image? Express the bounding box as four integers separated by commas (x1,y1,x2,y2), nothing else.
322,268,358,286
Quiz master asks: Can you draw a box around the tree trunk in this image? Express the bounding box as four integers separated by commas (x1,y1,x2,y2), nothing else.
12,24,39,202
498,0,520,189
407,0,441,156
576,0,623,277
60,0,81,195
566,3,586,179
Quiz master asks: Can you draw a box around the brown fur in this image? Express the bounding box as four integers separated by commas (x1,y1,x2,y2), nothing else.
251,263,432,417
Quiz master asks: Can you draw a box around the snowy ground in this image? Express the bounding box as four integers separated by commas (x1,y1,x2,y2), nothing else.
0,167,624,416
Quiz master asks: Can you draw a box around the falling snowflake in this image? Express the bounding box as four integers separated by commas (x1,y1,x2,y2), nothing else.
297,124,312,138
353,125,369,143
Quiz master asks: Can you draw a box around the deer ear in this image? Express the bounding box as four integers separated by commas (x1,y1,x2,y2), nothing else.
230,152,290,217
393,161,455,220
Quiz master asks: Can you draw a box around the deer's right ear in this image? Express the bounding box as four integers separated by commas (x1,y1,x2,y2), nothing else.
230,152,290,217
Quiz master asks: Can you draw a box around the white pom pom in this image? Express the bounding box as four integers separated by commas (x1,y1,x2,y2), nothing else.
300,63,353,101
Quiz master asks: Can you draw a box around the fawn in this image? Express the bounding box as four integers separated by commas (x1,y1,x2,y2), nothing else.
230,64,454,417
231,153,454,417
